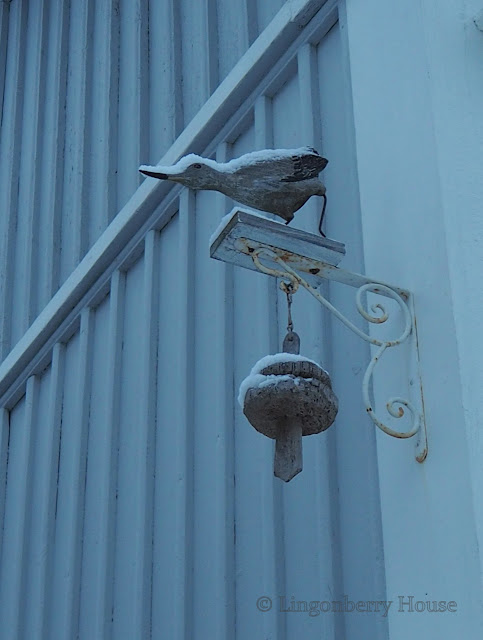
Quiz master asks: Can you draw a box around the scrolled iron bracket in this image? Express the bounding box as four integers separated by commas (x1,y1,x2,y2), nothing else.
209,208,428,462
251,248,427,461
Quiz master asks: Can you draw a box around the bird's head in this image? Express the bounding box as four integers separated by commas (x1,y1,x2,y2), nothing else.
139,155,220,190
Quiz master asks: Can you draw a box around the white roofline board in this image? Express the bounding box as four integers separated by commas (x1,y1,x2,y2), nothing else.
0,0,334,407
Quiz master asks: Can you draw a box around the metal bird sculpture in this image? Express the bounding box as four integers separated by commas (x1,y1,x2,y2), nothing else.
139,147,329,235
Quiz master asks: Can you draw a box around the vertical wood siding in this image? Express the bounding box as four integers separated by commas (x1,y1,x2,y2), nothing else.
0,3,387,639
0,0,28,359
0,0,287,359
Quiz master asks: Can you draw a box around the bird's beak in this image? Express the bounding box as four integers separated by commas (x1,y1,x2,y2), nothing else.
139,168,168,179
139,164,183,181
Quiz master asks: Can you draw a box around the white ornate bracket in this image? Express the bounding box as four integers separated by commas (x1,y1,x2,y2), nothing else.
210,208,428,462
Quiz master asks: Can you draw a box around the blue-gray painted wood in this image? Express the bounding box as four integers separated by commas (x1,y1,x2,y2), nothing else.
0,0,335,409
60,0,94,285
152,211,195,640
47,310,93,639
0,0,289,358
37,0,69,313
89,1,120,235
0,3,10,124
0,378,36,639
0,3,390,639
14,0,48,338
0,0,28,360
148,0,183,159
341,0,483,636
0,409,8,565
22,344,63,639
317,22,388,639
78,294,112,639
117,0,149,211
211,141,236,640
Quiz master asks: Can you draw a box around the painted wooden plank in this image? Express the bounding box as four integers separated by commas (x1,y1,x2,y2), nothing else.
152,191,195,640
188,146,236,640
151,216,184,638
324,11,389,640
205,0,219,95
11,0,49,345
257,0,285,31
179,0,214,125
47,310,93,639
111,249,154,639
191,187,220,638
78,271,124,638
117,0,149,209
0,0,331,423
60,0,94,282
37,0,70,309
108,233,157,638
22,344,64,640
133,230,159,636
217,0,250,81
148,0,183,161
245,0,259,45
297,43,323,233
76,296,107,637
0,3,10,126
171,189,196,640
0,409,9,564
88,0,120,238
0,0,28,360
0,378,38,639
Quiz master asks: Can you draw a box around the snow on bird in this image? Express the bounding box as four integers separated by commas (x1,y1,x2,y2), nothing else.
139,147,328,228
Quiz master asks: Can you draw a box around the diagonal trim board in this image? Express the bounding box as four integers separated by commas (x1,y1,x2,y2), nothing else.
0,0,335,408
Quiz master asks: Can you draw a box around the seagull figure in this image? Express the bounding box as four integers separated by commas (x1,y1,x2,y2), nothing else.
139,147,329,234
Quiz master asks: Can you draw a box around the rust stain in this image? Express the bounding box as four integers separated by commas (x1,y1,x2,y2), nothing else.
238,238,326,276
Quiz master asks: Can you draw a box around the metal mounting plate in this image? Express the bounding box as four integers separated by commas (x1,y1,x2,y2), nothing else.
210,208,346,287
210,208,409,298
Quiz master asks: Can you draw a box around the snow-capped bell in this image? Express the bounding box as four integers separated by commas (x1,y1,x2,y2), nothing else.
238,287,338,482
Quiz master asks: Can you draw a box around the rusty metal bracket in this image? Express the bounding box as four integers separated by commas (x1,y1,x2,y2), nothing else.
210,208,428,462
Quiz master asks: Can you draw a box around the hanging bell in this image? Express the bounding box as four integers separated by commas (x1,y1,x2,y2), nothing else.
240,355,338,482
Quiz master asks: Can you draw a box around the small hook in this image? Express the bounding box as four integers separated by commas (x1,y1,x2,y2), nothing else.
251,250,300,294
280,281,294,332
